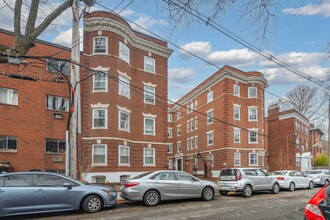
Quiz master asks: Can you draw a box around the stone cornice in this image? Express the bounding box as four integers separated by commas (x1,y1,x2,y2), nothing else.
84,17,173,58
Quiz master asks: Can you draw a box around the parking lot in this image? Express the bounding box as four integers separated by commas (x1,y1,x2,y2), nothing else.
8,187,319,220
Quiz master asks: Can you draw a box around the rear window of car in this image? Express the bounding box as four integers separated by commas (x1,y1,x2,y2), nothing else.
269,171,287,176
220,169,237,176
305,171,322,174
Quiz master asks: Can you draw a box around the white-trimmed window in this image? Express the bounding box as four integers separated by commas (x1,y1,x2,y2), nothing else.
46,95,69,112
177,141,182,152
168,128,173,138
207,110,214,125
191,138,195,149
187,121,190,132
177,125,181,136
92,144,107,165
119,41,130,63
93,36,108,54
92,108,107,128
296,138,300,148
119,145,130,165
168,159,173,169
208,154,214,167
248,87,257,98
93,71,107,91
190,119,195,131
144,117,155,135
249,153,258,166
233,84,240,96
234,128,240,143
177,111,181,120
187,138,190,150
0,136,17,152
207,90,213,103
296,153,301,166
119,75,130,98
119,111,130,132
46,58,70,75
144,86,155,104
262,130,265,145
248,108,258,121
207,131,214,146
45,139,65,154
168,114,172,122
234,152,241,166
144,56,155,73
195,117,198,129
0,87,18,105
248,130,258,144
195,136,198,148
234,106,240,120
195,100,198,109
144,148,155,166
168,144,173,153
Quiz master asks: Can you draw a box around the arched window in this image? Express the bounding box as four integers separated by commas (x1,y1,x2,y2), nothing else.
296,153,301,166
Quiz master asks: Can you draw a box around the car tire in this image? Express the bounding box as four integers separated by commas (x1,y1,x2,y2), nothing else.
143,190,160,207
271,183,280,194
241,185,252,197
324,180,329,186
289,182,295,192
308,181,313,189
219,191,228,196
82,195,103,213
202,187,214,201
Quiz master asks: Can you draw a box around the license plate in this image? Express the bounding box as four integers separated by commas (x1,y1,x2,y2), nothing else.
220,185,230,190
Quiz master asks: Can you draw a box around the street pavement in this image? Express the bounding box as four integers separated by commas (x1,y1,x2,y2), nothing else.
6,187,318,220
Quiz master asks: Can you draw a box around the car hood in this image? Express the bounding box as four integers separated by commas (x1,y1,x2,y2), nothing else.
88,184,116,192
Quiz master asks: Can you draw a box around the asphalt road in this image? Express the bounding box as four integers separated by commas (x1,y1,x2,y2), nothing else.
7,187,319,220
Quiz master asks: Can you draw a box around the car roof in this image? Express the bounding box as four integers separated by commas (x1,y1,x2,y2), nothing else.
0,171,66,177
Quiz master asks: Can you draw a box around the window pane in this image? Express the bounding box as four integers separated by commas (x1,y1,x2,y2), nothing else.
4,174,31,187
47,59,59,73
46,139,58,153
94,37,107,53
37,174,70,187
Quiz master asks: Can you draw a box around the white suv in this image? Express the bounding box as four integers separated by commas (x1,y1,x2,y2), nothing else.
217,168,280,197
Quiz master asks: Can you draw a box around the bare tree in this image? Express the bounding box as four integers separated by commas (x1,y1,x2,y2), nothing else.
286,84,325,120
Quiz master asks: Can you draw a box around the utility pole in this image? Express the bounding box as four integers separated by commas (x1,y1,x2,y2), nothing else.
69,0,80,179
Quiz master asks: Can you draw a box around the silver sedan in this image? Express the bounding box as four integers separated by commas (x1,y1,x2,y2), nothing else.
120,170,218,206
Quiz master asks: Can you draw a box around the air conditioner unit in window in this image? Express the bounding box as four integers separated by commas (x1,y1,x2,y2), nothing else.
53,156,64,163
53,113,64,120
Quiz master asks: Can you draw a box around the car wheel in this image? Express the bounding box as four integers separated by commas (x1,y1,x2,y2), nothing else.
308,181,314,189
82,195,103,213
324,180,329,186
241,185,252,197
219,191,228,196
202,187,214,201
143,190,160,207
289,182,295,192
271,183,280,194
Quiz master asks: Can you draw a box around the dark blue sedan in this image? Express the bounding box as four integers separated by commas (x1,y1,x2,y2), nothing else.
0,172,117,217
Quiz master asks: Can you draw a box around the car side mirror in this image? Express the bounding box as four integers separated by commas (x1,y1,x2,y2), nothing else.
193,178,199,182
64,182,73,189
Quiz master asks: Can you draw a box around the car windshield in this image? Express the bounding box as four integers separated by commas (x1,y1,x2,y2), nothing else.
132,172,153,180
304,171,322,174
269,171,287,176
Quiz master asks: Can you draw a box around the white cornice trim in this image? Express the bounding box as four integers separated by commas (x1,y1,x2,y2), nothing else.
91,103,109,108
117,105,131,113
233,103,241,107
248,128,259,131
279,112,310,125
248,105,259,108
206,108,214,113
82,136,168,145
143,81,157,87
91,66,110,72
207,130,214,134
117,69,131,81
142,113,157,118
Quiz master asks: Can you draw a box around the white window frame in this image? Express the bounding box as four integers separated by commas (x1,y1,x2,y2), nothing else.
93,36,108,54
207,90,213,103
92,144,107,166
119,41,130,63
207,131,214,146
168,159,173,169
248,108,258,121
177,110,181,120
118,145,130,166
207,110,214,125
249,153,258,166
168,144,173,153
93,71,108,92
234,106,240,120
92,108,107,129
177,125,181,137
195,136,198,148
248,130,258,144
195,117,198,130
144,56,155,73
177,141,182,152
46,95,69,112
208,154,214,167
234,128,241,143
168,114,172,122
144,117,156,135
187,138,190,150
144,86,156,104
118,110,130,132
118,75,130,98
233,84,240,96
168,128,173,138
234,152,241,166
248,87,257,98
144,148,155,166
296,153,301,166
0,87,19,106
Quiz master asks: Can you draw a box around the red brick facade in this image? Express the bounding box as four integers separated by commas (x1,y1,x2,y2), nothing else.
167,66,268,177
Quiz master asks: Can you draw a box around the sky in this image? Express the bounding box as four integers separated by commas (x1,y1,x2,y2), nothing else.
0,0,329,115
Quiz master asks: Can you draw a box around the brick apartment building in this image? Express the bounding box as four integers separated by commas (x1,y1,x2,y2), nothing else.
267,104,312,172
80,11,173,183
167,66,268,178
0,29,71,172
309,127,324,160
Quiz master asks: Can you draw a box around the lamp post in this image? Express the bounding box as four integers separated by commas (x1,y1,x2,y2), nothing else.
287,134,296,169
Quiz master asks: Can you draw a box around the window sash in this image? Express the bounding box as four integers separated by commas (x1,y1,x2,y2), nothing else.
249,153,258,165
249,109,257,120
93,145,106,164
119,146,130,165
207,91,213,102
234,107,240,120
144,86,155,104
234,152,240,165
144,56,155,73
144,148,155,165
119,111,130,131
119,42,130,63
207,111,213,124
119,76,130,97
249,131,258,143
94,37,107,54
45,139,66,154
46,95,69,111
248,87,257,98
0,88,18,105
207,133,214,145
233,84,240,96
93,109,106,128
144,118,155,134
0,136,17,152
168,144,173,153
93,72,107,91
234,129,240,143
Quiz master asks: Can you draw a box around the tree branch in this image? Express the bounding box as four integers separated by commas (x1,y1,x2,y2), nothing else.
14,0,23,36
26,0,40,35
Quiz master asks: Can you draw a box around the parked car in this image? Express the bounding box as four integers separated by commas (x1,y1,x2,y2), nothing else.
304,170,330,186
269,170,313,191
305,183,330,219
217,168,280,197
0,172,117,217
120,170,218,206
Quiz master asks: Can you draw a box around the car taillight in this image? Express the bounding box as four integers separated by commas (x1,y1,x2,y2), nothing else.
317,176,321,179
305,185,327,220
236,170,242,181
124,182,140,188
276,177,284,181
